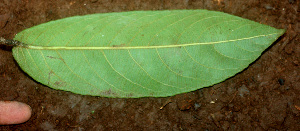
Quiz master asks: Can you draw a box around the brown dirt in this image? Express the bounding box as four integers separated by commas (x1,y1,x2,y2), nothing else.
0,0,299,130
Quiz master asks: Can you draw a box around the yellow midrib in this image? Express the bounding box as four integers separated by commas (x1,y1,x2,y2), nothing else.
20,33,279,50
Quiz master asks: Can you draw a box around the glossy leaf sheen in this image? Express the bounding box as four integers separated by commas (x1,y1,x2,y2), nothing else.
12,10,285,98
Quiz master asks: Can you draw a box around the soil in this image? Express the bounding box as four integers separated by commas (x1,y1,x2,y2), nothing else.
0,0,299,130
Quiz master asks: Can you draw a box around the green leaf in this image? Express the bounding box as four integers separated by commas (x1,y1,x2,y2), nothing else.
12,10,285,98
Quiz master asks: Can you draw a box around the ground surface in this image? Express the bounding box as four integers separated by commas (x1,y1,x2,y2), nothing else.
0,0,299,130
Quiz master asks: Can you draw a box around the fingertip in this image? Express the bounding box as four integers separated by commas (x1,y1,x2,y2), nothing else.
0,101,32,125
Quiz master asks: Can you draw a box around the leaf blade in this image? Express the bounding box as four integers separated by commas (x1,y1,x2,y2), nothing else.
12,10,285,97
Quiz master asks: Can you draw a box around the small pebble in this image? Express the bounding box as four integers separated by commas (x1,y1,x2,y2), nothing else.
264,4,274,10
278,78,285,85
238,85,250,97
194,103,201,110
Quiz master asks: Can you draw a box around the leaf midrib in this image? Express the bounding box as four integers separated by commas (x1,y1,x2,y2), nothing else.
19,33,280,50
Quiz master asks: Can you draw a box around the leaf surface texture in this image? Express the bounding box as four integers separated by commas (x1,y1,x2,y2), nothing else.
13,10,285,97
